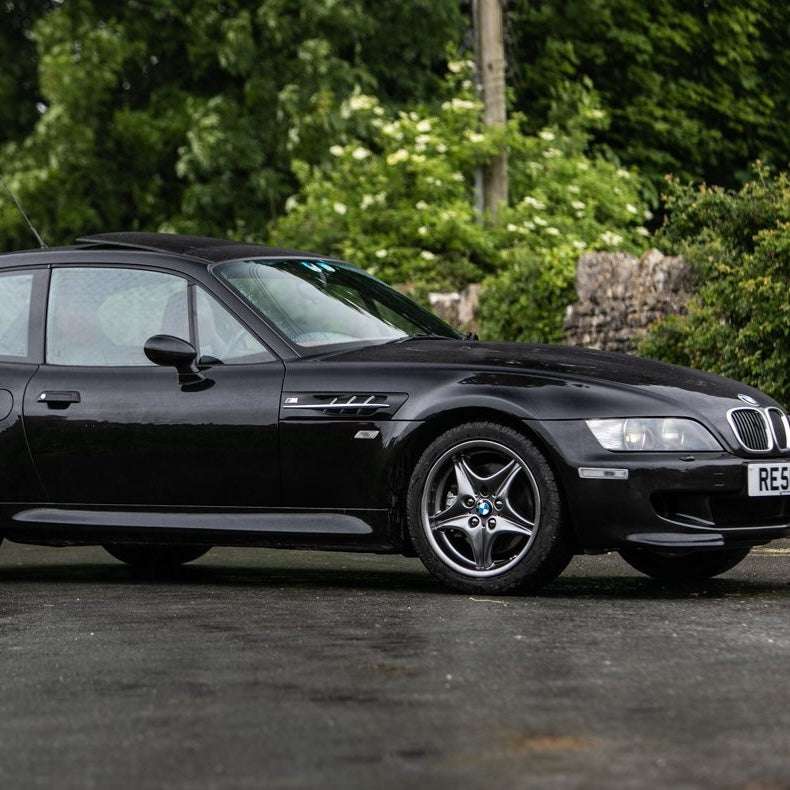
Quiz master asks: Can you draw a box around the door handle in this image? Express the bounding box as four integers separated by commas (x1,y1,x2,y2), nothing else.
38,391,81,408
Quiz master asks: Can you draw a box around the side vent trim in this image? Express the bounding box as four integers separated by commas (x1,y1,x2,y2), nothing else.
280,392,408,419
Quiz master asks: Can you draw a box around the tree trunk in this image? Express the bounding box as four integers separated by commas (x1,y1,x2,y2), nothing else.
477,0,508,221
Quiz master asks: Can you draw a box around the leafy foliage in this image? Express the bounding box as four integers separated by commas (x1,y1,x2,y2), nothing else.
271,65,651,341
641,167,790,405
508,0,790,189
481,103,650,343
270,65,494,296
0,0,464,250
0,1,57,147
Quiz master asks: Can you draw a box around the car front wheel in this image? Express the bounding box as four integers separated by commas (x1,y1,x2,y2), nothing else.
407,422,573,594
104,544,210,569
618,546,751,582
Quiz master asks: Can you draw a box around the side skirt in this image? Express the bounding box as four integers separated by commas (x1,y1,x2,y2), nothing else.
1,505,396,552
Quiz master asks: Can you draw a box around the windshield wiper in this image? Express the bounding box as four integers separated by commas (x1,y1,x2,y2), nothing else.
388,333,455,344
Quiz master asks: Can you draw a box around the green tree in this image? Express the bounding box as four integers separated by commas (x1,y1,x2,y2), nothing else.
0,0,464,251
509,0,790,189
0,1,56,147
641,167,790,405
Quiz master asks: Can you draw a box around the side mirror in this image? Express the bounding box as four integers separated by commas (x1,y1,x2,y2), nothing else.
144,335,211,390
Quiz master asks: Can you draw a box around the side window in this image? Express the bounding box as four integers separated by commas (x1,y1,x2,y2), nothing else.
195,288,272,364
0,271,34,358
47,268,189,366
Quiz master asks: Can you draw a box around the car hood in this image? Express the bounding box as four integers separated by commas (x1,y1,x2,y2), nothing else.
319,338,779,416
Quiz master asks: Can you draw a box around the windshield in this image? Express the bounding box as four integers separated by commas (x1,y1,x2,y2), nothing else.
214,258,461,351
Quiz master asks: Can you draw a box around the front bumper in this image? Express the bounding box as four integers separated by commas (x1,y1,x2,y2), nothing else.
528,419,790,552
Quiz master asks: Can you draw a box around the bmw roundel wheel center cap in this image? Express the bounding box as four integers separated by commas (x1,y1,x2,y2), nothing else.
476,500,493,518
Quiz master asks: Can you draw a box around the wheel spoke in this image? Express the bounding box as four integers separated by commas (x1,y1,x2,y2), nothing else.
429,511,474,536
492,460,520,501
453,455,528,503
468,525,496,570
452,455,480,499
493,513,533,539
498,485,536,531
492,461,538,532
430,483,469,526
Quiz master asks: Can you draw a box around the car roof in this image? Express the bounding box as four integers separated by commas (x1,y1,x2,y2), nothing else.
0,232,326,266
75,232,323,263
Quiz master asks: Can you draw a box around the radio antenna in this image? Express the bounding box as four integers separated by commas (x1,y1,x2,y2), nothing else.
0,172,47,248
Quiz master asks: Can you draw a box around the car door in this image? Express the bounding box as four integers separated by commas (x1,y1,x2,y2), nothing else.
23,264,284,508
0,266,48,504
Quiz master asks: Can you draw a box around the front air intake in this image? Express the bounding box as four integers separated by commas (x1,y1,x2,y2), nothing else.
728,408,771,452
767,407,790,451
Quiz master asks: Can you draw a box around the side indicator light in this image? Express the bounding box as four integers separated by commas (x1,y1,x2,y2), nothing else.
578,467,629,480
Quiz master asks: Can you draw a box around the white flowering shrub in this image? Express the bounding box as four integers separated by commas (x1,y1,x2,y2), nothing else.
270,65,651,341
484,120,652,342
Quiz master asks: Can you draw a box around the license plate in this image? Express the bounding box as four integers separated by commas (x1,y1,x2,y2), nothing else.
748,462,790,496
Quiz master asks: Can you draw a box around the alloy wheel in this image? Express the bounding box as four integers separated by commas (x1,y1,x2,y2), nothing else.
420,439,541,578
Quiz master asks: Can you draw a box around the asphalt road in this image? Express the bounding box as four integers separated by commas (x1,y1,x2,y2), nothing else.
1,539,789,790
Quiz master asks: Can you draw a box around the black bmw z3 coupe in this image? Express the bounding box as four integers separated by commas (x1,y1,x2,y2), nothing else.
0,232,788,593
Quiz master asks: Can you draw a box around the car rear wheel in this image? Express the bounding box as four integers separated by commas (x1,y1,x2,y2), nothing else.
104,544,210,569
407,422,573,594
618,546,751,582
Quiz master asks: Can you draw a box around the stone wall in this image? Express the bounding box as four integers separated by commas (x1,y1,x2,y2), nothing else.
425,248,689,351
563,248,690,353
428,284,482,331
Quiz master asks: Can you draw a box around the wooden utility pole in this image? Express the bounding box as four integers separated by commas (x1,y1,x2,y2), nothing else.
475,0,508,221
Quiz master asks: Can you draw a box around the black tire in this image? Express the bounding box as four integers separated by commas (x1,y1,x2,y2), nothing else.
406,422,573,594
618,546,751,582
104,544,210,569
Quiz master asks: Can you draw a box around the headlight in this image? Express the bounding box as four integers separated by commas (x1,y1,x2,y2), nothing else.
586,418,722,452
